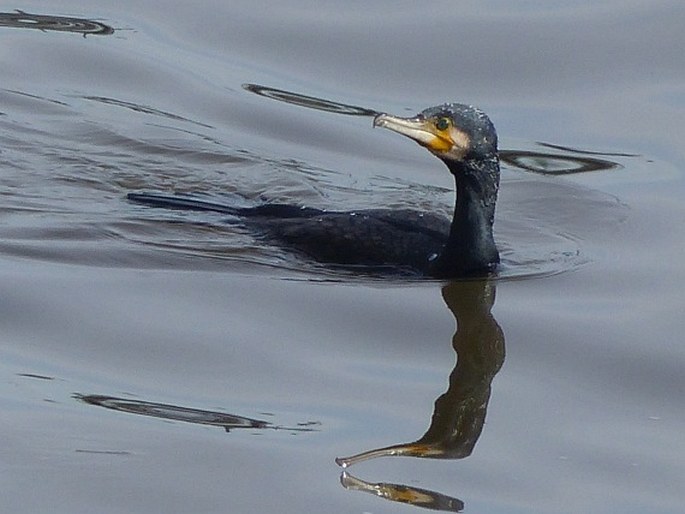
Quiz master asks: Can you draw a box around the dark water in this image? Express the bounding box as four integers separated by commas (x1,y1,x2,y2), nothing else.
2,3,684,513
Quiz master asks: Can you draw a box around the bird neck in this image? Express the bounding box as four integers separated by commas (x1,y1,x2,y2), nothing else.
431,156,500,277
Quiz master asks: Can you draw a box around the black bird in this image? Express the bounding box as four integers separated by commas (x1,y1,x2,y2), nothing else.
128,104,500,277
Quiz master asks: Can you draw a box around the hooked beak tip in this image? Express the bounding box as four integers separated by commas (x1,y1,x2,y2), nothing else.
373,113,389,129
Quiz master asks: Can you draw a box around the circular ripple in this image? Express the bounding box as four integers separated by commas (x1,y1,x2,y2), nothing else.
243,83,378,117
500,149,620,175
0,10,114,35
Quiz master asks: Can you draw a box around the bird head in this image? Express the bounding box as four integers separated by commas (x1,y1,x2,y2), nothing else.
374,103,498,164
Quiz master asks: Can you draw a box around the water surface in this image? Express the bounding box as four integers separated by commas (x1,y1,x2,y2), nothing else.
1,3,684,513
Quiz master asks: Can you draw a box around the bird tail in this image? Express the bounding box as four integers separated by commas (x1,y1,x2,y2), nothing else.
127,192,243,215
127,192,326,219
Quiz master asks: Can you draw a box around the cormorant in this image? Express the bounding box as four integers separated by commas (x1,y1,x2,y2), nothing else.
128,103,500,277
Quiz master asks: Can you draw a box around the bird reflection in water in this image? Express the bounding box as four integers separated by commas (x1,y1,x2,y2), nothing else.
74,279,503,512
85,84,622,510
337,279,505,512
340,471,465,513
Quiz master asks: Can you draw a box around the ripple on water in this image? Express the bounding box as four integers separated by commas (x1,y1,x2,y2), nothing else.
0,10,114,36
0,85,630,281
0,177,626,282
0,128,628,280
495,175,628,280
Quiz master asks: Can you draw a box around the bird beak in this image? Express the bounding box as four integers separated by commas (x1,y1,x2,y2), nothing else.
373,113,453,153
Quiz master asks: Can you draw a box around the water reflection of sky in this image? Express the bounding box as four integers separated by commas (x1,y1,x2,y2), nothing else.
1,3,684,514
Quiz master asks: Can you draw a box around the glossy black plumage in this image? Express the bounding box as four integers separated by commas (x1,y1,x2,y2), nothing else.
128,103,500,277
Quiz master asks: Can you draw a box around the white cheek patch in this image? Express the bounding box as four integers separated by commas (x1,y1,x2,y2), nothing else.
448,127,471,154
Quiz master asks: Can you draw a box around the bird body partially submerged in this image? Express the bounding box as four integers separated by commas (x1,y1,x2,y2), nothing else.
128,103,500,278
372,103,500,276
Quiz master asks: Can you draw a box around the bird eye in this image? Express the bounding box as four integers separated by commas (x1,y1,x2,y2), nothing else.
435,117,450,131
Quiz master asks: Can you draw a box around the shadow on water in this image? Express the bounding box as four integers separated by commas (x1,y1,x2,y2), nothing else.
0,10,114,36
74,279,502,513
